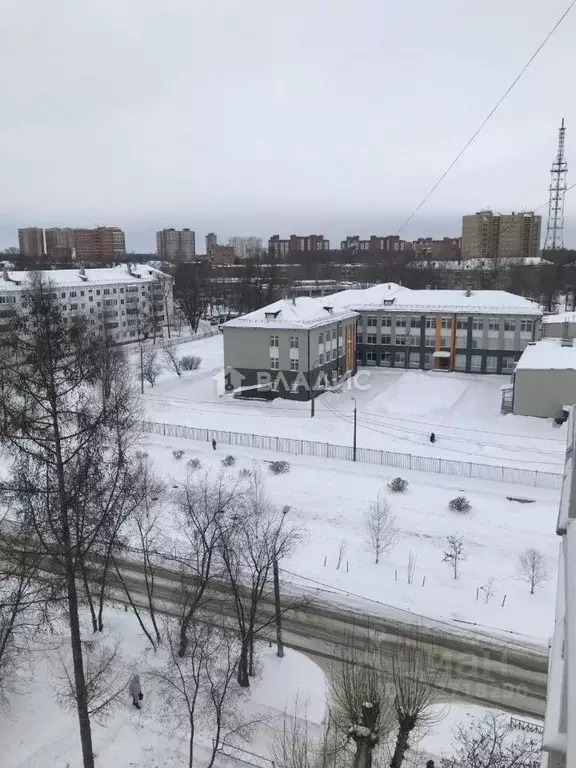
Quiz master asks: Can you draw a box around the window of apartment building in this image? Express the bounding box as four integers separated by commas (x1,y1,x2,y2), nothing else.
503,337,518,350
454,354,467,370
80,291,85,297
425,335,435,347
486,356,498,371
332,348,337,360
520,319,533,333
410,317,421,328
270,335,279,347
504,320,516,332
488,318,500,332
381,315,391,327
395,351,406,365
367,316,377,327
318,332,324,345
61,292,66,299
270,358,279,370
381,352,391,366
290,336,299,348
113,288,117,294
425,316,435,329
103,288,110,295
89,295,93,302
395,317,406,328
485,337,498,349
69,303,78,311
382,334,392,345
409,352,420,368
409,336,420,346
332,328,337,340
456,318,467,330
367,334,377,345
290,358,299,371
120,288,124,293
395,335,407,346
472,318,484,331
366,351,376,363
440,336,450,347
69,291,77,298
470,355,482,371
89,308,94,315
319,353,324,365
423,353,433,369
96,290,101,296
470,338,480,349
356,334,363,346
441,317,451,329
502,356,516,373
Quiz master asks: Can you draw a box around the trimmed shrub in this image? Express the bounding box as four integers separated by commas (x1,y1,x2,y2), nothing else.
187,457,202,471
449,496,472,514
269,460,290,475
387,477,408,493
239,468,251,478
221,454,236,467
181,355,202,371
172,449,185,460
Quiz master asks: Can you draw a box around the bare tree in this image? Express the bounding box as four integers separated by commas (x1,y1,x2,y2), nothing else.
142,347,162,387
163,341,182,376
363,495,397,564
389,625,447,768
273,702,344,768
152,619,249,768
0,274,139,768
518,548,548,595
443,535,467,580
173,262,210,333
440,713,541,768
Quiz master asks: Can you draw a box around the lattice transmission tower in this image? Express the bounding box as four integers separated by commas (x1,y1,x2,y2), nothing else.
544,118,568,250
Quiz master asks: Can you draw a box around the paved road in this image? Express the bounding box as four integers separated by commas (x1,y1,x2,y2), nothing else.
114,557,548,719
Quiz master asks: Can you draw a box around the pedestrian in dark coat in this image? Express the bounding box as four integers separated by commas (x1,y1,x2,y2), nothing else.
212,438,217,450
430,432,436,444
426,760,435,768
129,674,143,709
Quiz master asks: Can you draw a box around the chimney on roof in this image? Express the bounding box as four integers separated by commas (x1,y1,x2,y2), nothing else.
127,262,132,275
465,286,472,297
79,265,85,276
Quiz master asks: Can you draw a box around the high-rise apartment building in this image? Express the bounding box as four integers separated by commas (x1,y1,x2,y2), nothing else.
73,227,126,262
341,235,411,253
268,234,329,258
18,228,45,259
228,236,263,259
461,211,541,261
45,227,76,261
213,245,235,265
156,228,196,260
206,233,218,261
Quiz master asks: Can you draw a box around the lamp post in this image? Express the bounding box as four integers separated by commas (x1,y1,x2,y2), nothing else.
273,504,290,657
351,396,357,461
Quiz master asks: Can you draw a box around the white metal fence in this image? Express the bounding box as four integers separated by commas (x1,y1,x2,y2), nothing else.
141,420,562,491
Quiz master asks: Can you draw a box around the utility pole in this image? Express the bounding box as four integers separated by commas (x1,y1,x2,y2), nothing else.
544,118,568,251
273,505,290,658
351,397,357,461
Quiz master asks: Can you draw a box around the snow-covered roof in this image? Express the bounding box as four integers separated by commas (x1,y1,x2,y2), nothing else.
515,339,576,372
0,265,168,292
223,297,358,330
543,311,576,325
326,284,541,316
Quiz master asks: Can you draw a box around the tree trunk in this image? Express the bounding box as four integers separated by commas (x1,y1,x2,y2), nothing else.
248,633,255,677
389,724,411,768
80,558,98,633
237,637,250,688
353,739,373,768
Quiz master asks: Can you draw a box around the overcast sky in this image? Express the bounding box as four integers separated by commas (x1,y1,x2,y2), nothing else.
1,0,575,251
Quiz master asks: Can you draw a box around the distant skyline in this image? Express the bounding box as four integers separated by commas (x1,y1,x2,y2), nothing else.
1,0,575,251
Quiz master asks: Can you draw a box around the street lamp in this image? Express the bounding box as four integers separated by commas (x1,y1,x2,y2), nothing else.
273,504,290,657
351,396,357,462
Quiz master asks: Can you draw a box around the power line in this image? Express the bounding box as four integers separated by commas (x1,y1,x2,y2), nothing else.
397,0,576,235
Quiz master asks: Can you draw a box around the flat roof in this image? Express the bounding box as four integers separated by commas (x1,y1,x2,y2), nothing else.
515,339,576,371
0,265,168,291
223,297,358,330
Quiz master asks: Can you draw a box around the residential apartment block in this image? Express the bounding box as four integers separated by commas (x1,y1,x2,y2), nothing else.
206,233,218,261
156,228,196,260
18,227,45,259
228,236,263,259
74,227,126,262
341,235,411,253
328,284,541,375
45,227,76,261
0,265,173,344
461,211,541,260
268,234,330,258
213,245,235,265
223,298,358,400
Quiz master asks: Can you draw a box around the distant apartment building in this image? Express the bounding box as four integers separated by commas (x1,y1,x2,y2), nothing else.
18,228,45,259
461,211,541,261
156,228,196,261
228,236,263,259
413,237,461,261
206,233,218,261
341,235,410,253
268,234,330,258
0,264,173,344
212,245,235,265
45,227,76,261
73,227,125,262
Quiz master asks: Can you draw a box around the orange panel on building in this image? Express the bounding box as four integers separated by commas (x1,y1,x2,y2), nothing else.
346,323,355,372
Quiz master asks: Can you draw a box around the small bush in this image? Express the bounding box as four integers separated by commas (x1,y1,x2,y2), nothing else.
239,468,251,478
135,451,149,460
172,449,185,460
269,460,290,475
387,477,408,493
221,454,236,467
449,495,472,514
187,457,202,471
181,355,202,371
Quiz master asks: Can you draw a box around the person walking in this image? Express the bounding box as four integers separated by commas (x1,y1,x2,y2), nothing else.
426,760,435,768
129,674,143,710
212,438,217,450
429,432,436,444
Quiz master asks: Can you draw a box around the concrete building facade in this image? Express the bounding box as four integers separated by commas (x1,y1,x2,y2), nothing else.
511,339,576,419
156,228,196,260
0,265,173,344
462,211,541,261
18,228,45,259
228,236,263,259
45,227,76,261
223,298,357,400
206,233,218,261
213,245,235,265
268,234,330,258
341,235,412,253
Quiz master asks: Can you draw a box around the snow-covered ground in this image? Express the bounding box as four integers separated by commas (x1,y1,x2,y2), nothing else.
141,334,567,472
143,435,560,643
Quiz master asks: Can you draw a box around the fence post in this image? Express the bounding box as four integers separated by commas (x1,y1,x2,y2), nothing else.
163,422,166,436
276,436,279,451
409,453,412,470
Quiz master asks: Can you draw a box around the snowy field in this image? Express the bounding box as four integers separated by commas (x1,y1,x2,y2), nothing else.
142,335,567,472
142,434,560,643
